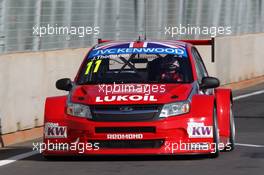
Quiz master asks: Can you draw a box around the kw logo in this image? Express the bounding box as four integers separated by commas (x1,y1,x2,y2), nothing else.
45,123,67,138
187,122,213,138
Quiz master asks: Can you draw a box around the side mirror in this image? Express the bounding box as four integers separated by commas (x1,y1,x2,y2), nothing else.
56,78,73,91
200,77,220,89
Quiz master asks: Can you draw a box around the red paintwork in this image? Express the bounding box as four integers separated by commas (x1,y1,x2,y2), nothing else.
43,40,232,156
180,39,212,45
98,39,112,44
71,84,192,105
43,93,216,155
215,88,232,138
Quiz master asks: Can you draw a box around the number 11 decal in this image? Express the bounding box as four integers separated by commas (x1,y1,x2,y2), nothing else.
84,60,102,75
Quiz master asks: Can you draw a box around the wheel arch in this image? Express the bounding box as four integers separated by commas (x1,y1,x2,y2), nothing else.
44,95,68,123
214,88,232,138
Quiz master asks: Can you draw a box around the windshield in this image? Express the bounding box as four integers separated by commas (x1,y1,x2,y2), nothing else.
77,53,193,84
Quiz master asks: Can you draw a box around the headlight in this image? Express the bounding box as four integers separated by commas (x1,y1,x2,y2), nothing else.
66,102,92,119
159,101,190,118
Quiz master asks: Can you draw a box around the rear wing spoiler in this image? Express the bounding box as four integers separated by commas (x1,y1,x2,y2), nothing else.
98,38,215,62
180,38,215,62
98,39,111,44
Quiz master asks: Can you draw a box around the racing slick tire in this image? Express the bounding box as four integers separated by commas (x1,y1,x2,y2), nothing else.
43,155,58,161
224,103,235,152
210,107,220,158
43,155,67,161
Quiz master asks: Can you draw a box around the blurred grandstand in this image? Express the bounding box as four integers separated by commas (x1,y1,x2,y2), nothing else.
0,0,263,53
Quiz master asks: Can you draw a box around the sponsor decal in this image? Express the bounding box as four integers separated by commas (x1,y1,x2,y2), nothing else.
89,47,187,58
106,134,143,140
44,122,67,138
187,122,213,138
95,95,157,102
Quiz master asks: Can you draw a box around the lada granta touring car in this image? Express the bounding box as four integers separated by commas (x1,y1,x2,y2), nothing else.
42,39,235,158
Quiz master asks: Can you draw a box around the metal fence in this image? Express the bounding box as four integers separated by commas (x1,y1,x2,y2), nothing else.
0,0,263,53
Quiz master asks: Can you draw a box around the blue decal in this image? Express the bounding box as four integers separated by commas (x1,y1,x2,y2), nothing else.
89,47,187,58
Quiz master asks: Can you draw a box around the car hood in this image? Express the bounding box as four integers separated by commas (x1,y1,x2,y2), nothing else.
70,83,193,105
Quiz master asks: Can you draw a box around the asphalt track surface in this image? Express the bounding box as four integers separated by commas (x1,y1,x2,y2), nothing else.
1,83,264,175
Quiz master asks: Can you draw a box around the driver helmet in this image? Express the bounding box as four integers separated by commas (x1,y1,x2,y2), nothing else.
167,60,180,72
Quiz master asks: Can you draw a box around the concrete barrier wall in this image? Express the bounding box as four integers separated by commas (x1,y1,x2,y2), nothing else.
199,33,264,84
0,33,264,134
0,49,87,134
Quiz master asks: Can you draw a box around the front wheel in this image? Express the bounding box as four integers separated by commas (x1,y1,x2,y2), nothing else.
210,107,220,158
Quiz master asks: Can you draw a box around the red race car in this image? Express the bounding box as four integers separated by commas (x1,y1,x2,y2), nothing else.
42,39,235,158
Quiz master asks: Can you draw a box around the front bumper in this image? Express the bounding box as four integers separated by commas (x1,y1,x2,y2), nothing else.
42,113,216,155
